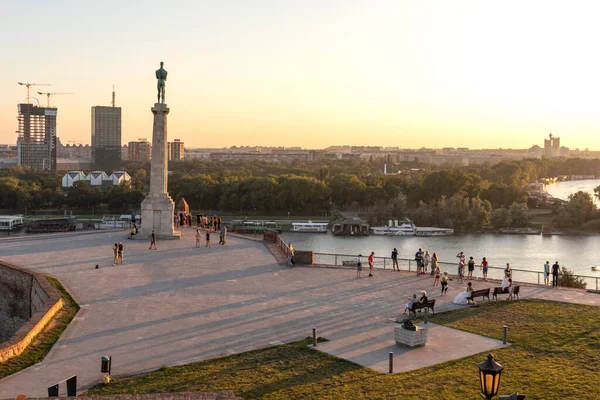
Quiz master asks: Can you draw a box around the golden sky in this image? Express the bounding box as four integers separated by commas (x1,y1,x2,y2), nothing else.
2,1,600,149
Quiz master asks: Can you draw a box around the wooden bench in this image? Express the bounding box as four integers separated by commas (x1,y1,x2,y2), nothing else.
412,299,435,315
471,288,491,301
492,285,520,301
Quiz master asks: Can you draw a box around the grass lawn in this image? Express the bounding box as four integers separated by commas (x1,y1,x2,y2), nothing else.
86,300,600,399
0,276,79,379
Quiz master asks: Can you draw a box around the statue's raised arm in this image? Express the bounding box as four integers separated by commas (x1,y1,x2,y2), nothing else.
155,61,168,104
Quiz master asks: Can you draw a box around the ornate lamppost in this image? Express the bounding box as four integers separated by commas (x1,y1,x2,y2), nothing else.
477,353,504,400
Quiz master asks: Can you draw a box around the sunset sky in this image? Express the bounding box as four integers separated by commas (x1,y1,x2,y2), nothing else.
3,1,600,149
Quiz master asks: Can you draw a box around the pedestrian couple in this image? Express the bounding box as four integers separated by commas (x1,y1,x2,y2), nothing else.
356,252,375,278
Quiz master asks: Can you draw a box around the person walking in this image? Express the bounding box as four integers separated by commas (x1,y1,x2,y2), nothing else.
149,230,157,250
287,243,295,267
195,229,201,248
391,248,399,271
481,257,489,281
424,251,430,274
356,254,363,278
368,251,375,277
112,243,119,265
205,231,211,248
543,261,550,286
118,242,124,264
467,256,475,280
441,271,449,295
552,261,560,287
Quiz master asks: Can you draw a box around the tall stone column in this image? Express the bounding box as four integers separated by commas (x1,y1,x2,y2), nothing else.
138,103,181,239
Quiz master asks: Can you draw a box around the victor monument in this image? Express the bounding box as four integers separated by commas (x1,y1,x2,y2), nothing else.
138,62,180,240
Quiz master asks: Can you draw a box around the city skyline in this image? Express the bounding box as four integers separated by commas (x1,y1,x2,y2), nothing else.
3,1,600,150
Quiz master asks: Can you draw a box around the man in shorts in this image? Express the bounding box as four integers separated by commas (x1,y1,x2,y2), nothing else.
356,254,363,278
368,251,375,277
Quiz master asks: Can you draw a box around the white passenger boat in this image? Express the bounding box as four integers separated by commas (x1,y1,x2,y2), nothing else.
95,215,129,229
370,220,416,236
292,221,329,233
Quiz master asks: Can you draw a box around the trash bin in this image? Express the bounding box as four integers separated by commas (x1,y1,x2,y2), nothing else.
101,356,111,374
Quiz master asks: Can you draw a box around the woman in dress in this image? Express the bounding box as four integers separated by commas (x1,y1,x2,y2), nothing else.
453,282,475,305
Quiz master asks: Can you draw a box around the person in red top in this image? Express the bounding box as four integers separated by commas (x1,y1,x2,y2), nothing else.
481,257,489,281
368,252,375,277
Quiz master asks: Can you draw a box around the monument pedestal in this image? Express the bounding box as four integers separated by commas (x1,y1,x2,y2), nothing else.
137,102,181,240
140,193,180,239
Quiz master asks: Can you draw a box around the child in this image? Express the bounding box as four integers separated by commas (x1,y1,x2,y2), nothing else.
205,231,211,248
404,294,417,314
433,265,441,286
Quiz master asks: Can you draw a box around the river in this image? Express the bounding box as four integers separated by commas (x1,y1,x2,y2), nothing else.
546,178,600,205
281,179,600,285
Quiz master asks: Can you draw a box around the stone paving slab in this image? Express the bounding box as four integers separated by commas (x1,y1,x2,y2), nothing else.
315,322,507,373
1,230,600,397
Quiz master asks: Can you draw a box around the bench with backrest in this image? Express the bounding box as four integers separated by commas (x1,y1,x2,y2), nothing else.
471,288,491,301
492,285,520,301
412,299,436,315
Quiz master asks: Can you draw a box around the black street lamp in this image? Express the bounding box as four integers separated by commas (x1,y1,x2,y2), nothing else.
477,353,504,400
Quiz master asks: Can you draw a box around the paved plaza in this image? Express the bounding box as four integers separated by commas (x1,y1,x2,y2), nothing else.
1,231,600,397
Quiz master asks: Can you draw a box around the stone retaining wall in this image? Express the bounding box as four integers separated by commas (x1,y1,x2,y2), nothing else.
0,261,63,362
2,391,243,400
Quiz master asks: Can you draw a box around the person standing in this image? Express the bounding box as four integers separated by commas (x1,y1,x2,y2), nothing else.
356,254,363,278
391,248,399,271
195,229,201,248
149,230,157,250
504,263,512,278
112,243,119,265
205,231,211,248
467,256,475,280
368,251,375,277
552,261,560,287
288,243,295,267
220,225,227,245
544,261,550,286
118,242,124,264
424,251,430,274
441,272,449,295
481,257,489,281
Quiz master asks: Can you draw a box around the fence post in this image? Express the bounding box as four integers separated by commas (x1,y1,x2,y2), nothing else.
389,352,394,373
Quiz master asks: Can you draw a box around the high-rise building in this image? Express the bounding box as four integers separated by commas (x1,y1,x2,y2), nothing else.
128,139,151,161
91,89,121,170
16,104,57,171
168,139,184,161
544,133,561,158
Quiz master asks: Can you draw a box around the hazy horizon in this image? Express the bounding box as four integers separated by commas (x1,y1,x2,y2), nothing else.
3,1,600,150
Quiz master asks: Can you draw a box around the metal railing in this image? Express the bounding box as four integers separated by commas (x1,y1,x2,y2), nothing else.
312,252,600,290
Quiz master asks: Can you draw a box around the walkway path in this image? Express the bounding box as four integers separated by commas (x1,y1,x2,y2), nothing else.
1,231,599,397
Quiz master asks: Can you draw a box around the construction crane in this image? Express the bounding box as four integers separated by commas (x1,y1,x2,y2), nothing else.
18,82,50,103
37,92,74,108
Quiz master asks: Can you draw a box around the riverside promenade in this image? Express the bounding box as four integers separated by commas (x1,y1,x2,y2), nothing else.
1,230,600,397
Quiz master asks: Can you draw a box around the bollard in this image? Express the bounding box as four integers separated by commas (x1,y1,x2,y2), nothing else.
312,327,317,347
389,352,393,373
424,307,429,324
503,325,507,344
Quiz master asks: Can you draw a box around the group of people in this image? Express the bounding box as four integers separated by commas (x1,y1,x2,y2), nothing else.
195,225,228,248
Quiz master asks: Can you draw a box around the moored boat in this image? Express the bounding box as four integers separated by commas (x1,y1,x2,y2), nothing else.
292,221,329,233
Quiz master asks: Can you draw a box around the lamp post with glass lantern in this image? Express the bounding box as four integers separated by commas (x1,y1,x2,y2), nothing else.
477,353,504,400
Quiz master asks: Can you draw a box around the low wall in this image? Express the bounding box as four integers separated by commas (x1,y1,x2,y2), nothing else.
0,261,63,362
2,391,243,400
